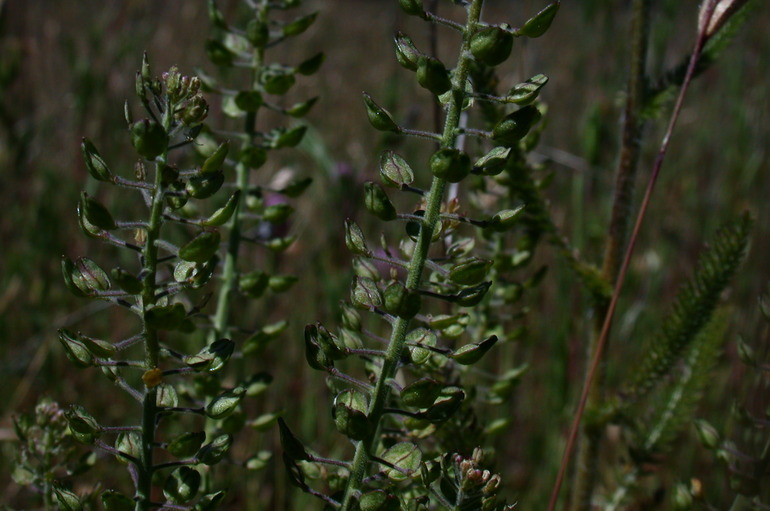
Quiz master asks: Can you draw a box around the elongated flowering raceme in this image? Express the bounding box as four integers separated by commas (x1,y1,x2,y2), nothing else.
280,1,559,509
57,57,262,511
199,0,319,355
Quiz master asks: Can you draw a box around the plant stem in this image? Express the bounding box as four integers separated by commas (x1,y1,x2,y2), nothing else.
135,98,174,511
548,3,718,511
210,3,267,343
339,1,483,508
569,2,650,510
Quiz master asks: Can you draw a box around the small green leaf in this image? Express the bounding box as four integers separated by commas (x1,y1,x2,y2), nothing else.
451,335,499,365
518,1,560,38
201,141,229,173
81,138,112,181
381,442,422,481
179,231,221,263
363,92,399,132
167,431,206,458
164,467,201,504
379,150,414,188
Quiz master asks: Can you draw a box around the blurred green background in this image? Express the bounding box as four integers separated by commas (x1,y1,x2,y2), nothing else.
1,0,768,509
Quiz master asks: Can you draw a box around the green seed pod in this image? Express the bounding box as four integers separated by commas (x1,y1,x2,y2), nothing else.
351,276,382,310
416,56,452,96
166,431,206,458
205,39,235,67
400,378,444,408
79,192,116,231
246,19,270,48
78,333,116,358
283,11,318,37
58,330,94,368
488,205,525,232
421,387,465,423
340,302,362,331
81,138,112,182
309,323,347,361
394,32,422,71
240,270,269,299
398,0,424,17
163,467,201,505
455,281,492,307
359,491,401,511
470,26,514,66
233,90,263,114
448,258,493,286
145,303,187,331
278,177,312,197
286,97,318,118
304,325,334,371
240,146,268,169
261,66,296,95
473,146,511,176
430,148,471,183
693,419,721,449
379,150,414,188
131,119,168,159
62,257,87,297
179,231,221,263
506,73,549,105
363,92,399,133
519,1,560,38
53,484,82,511
297,52,325,76
65,405,100,444
207,0,227,30
263,203,294,223
206,386,246,420
333,389,371,441
202,190,241,227
268,275,298,293
345,219,371,256
71,257,111,294
381,442,422,481
406,328,437,365
155,383,179,408
201,141,229,173
353,257,381,282
383,280,421,319
101,490,134,511
197,434,232,466
491,105,542,146
271,125,307,148
184,339,235,372
278,418,311,461
451,335,499,365
364,181,397,221
187,172,224,200
181,95,209,125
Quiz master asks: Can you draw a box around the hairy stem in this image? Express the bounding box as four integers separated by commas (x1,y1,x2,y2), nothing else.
340,1,483,508
136,103,173,511
210,3,268,342
570,2,651,510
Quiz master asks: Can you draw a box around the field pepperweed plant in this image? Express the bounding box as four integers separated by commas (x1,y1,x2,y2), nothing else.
5,0,768,510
